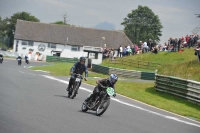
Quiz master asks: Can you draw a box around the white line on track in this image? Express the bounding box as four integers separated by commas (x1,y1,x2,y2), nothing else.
42,75,200,128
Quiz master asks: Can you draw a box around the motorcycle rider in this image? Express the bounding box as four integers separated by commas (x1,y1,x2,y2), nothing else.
0,53,3,62
25,55,29,64
85,74,118,102
16,55,22,64
66,56,88,94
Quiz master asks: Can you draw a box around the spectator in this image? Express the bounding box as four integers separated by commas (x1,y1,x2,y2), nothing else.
117,46,120,57
151,46,158,54
126,45,130,56
131,44,135,55
174,38,178,52
168,44,174,52
109,49,114,60
143,41,148,53
147,39,154,51
194,39,200,62
123,46,127,56
119,45,123,57
178,37,182,51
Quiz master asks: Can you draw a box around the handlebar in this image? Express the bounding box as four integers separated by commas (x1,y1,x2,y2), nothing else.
72,73,87,81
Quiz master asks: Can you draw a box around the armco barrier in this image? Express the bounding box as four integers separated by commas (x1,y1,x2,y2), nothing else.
92,64,109,74
46,56,78,63
0,50,18,57
92,64,155,80
155,74,200,104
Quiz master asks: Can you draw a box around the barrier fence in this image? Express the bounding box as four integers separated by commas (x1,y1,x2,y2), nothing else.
46,56,78,63
109,58,161,70
155,74,200,104
92,64,155,80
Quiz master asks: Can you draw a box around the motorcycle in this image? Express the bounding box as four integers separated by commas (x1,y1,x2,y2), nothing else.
0,57,3,64
68,73,83,99
17,58,22,66
81,87,115,116
25,57,29,64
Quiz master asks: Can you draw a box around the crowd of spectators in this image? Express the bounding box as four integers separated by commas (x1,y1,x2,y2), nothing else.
102,34,200,60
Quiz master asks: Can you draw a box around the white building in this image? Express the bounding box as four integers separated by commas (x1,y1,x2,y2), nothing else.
13,20,133,64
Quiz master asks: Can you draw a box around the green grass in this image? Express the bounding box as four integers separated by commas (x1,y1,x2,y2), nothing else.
84,79,200,121
32,62,109,77
102,48,200,81
32,60,200,121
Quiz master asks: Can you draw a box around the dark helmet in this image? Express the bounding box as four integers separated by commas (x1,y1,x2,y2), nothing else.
80,56,86,62
109,74,118,85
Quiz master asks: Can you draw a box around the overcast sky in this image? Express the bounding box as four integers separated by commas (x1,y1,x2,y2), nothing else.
0,0,199,45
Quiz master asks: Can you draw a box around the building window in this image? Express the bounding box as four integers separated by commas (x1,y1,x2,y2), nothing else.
22,41,27,45
71,46,80,51
28,41,34,46
21,41,34,46
48,43,56,49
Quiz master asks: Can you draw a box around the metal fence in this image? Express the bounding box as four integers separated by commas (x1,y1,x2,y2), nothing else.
46,56,78,63
92,64,155,80
109,58,161,70
155,74,200,104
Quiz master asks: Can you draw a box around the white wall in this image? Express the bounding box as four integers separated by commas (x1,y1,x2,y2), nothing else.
91,53,103,65
13,39,88,60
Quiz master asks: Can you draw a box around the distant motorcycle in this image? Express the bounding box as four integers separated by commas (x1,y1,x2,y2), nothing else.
18,59,22,66
68,73,83,99
25,57,29,64
16,56,22,66
81,87,115,116
0,57,3,64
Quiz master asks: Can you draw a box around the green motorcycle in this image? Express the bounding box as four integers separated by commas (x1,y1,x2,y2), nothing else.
81,87,115,116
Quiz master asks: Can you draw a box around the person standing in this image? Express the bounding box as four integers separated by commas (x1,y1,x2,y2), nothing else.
119,45,123,57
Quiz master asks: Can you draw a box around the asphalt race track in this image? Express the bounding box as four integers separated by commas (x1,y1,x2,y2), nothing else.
0,58,200,133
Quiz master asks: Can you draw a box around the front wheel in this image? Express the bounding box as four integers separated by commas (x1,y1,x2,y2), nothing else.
81,102,89,112
71,82,79,99
96,98,110,116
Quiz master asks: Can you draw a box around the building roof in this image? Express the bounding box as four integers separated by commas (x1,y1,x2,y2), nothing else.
14,19,133,49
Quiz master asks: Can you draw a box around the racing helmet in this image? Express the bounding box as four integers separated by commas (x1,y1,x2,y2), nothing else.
80,56,86,62
109,74,118,85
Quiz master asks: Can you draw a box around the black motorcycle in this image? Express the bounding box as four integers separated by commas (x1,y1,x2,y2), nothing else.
0,57,3,64
68,74,83,99
17,58,22,66
25,58,29,64
81,86,115,116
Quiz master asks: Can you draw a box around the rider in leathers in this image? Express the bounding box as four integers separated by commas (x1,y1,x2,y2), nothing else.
85,74,118,102
67,57,88,94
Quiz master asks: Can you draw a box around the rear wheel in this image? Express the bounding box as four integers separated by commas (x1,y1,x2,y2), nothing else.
96,99,110,116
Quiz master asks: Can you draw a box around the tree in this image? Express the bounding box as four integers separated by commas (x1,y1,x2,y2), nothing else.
192,27,200,34
192,14,200,34
121,5,163,44
63,12,70,24
53,12,70,26
6,12,40,48
53,21,70,25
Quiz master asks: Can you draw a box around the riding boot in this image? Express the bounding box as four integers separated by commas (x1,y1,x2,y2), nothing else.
67,79,72,91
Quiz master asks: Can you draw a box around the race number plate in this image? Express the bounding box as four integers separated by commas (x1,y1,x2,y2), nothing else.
76,78,81,82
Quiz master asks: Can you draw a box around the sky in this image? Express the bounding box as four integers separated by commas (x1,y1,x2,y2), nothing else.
0,0,200,45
